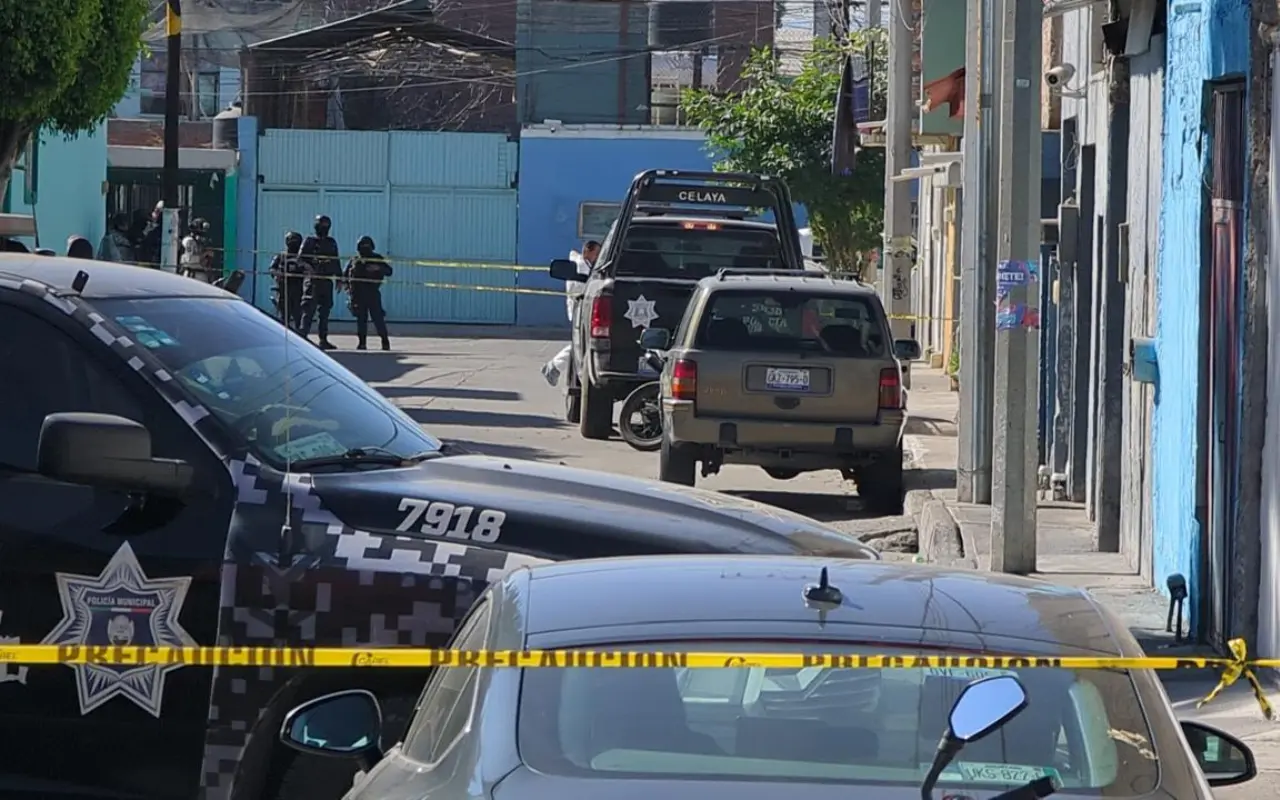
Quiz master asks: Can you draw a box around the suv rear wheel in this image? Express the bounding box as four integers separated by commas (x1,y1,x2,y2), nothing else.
659,437,697,486
858,447,904,515
579,378,613,439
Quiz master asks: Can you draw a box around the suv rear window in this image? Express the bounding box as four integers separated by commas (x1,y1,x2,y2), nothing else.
696,290,887,357
615,224,782,280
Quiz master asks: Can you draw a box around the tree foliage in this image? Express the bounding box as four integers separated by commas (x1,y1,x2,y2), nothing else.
681,32,888,275
0,0,148,200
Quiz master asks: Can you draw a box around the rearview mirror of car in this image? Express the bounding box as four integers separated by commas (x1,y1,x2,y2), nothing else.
893,338,922,362
550,258,584,282
1182,720,1256,787
37,412,193,496
280,689,385,770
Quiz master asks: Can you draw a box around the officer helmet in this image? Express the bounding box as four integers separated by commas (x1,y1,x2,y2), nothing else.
357,235,375,251
285,230,303,246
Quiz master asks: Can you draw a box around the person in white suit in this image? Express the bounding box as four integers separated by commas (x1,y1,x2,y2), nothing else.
542,240,601,386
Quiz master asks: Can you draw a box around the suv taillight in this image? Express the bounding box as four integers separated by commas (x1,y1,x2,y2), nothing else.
672,359,698,401
589,297,612,339
878,368,902,409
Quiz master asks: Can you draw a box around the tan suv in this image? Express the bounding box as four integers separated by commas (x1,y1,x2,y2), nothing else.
650,271,921,514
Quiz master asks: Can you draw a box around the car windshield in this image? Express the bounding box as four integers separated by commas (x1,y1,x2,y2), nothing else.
616,224,783,280
697,291,888,357
91,297,441,470
518,642,1159,795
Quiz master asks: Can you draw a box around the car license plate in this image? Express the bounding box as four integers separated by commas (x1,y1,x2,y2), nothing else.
765,367,810,391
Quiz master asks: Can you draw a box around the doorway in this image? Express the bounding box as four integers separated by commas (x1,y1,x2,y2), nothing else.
1200,81,1245,644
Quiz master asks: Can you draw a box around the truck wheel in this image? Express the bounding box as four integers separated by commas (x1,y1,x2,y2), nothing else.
565,364,581,424
579,378,613,440
858,447,905,515
266,693,415,800
764,468,800,480
659,438,697,486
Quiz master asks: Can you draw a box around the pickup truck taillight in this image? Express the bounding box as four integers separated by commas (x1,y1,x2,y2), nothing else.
590,297,612,339
879,368,902,409
672,359,698,401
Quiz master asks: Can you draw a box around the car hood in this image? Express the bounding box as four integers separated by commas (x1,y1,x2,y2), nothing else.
309,454,878,561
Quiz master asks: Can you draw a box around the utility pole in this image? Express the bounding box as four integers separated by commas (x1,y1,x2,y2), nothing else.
956,0,1000,503
162,0,183,272
988,0,1042,573
882,0,914,387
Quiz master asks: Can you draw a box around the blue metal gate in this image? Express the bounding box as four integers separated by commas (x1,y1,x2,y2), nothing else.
254,130,518,323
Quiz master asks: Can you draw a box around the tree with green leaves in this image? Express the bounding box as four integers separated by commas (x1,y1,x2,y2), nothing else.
0,0,149,202
681,32,888,276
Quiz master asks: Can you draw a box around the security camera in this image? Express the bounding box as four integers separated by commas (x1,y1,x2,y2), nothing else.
1044,64,1076,88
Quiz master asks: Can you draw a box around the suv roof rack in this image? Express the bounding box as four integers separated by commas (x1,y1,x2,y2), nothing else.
714,268,825,281
636,204,751,220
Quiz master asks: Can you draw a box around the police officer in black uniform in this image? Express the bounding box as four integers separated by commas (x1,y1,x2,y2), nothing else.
269,231,306,330
345,235,393,351
299,214,341,350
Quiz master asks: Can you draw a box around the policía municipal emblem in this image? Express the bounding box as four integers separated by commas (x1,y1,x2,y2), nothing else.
41,541,196,716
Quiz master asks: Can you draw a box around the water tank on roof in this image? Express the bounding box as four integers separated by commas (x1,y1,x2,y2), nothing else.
648,1,713,50
212,103,243,150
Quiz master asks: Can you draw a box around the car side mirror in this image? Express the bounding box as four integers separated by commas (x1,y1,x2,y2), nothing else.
37,413,193,496
550,258,584,282
639,327,671,350
893,338,922,362
1182,720,1256,787
947,674,1028,743
280,689,385,770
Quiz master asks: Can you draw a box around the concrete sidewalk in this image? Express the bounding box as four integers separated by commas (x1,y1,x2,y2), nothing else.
902,365,1279,795
903,364,1171,641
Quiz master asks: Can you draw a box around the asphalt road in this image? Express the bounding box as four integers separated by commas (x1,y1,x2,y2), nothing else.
327,329,920,554
328,329,1279,796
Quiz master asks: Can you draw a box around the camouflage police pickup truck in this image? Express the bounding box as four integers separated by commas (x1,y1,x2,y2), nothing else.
0,255,876,800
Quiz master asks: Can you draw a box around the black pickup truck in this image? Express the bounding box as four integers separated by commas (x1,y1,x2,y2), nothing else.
549,170,811,440
0,254,874,800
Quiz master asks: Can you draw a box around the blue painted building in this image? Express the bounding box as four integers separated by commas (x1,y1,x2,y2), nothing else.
1154,0,1250,642
2,127,108,252
515,126,715,325
514,124,812,326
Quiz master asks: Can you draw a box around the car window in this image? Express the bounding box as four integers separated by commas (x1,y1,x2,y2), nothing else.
89,297,441,470
697,290,887,357
615,225,782,280
400,601,491,763
0,306,144,472
518,642,1159,795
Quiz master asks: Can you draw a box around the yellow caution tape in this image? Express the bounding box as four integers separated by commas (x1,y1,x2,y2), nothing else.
1,638,1272,716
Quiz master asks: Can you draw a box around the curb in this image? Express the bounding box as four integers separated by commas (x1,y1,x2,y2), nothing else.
904,486,973,569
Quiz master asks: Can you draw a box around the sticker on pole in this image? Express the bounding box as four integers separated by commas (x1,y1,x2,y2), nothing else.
995,260,1041,331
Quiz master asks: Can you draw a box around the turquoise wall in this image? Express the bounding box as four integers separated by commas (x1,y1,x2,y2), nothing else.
1153,0,1250,604
4,126,108,252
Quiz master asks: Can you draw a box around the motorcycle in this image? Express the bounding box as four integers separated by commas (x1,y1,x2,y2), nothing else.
618,331,670,452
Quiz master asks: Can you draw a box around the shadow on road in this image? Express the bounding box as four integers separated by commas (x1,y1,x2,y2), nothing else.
724,489,875,523
402,407,565,429
444,438,559,462
328,351,430,383
905,416,958,437
904,468,956,491
378,386,522,402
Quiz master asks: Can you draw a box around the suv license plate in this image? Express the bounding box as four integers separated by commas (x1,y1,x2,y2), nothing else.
766,367,810,391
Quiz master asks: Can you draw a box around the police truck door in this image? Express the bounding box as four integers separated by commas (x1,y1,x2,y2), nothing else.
0,296,232,798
